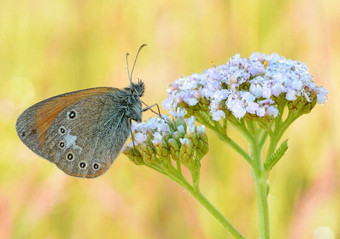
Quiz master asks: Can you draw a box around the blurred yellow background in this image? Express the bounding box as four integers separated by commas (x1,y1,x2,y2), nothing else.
0,0,339,238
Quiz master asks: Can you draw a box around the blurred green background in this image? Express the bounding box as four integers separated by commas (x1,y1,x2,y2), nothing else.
0,0,339,238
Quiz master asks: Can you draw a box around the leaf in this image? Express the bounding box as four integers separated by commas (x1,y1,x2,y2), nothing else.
264,139,288,171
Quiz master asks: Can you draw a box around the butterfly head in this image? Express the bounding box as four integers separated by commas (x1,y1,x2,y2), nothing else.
122,80,144,123
130,79,145,97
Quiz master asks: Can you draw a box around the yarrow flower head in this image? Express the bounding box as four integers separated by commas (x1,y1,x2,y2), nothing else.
162,53,328,121
123,112,208,172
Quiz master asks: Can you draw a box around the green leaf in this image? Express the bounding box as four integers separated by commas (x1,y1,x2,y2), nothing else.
264,139,288,171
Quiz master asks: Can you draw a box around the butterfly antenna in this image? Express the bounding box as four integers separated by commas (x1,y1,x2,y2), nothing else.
126,52,132,84
130,44,147,84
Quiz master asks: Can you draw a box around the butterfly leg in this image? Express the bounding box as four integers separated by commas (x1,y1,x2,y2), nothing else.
142,101,161,117
129,118,136,150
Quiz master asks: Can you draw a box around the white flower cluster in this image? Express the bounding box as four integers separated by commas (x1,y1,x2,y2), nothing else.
130,115,171,146
128,109,206,148
162,53,328,120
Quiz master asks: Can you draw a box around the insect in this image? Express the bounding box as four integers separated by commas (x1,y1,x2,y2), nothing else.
16,44,157,178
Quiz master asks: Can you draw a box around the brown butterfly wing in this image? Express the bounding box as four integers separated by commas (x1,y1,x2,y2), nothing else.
16,87,117,165
44,92,131,178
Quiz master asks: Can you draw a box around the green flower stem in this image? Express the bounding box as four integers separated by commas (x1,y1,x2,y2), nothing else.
230,119,255,143
189,191,245,239
215,129,253,165
176,160,184,177
191,157,201,193
251,132,270,239
247,120,257,136
259,131,268,149
167,173,245,239
253,172,269,239
196,114,252,164
144,160,245,239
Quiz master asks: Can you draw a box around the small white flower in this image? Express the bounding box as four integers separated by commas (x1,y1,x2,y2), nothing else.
152,132,163,145
250,83,263,98
227,99,246,118
271,83,285,97
185,116,196,127
317,86,328,95
247,102,259,114
179,138,191,145
187,125,195,134
135,132,147,144
232,104,247,119
291,80,303,91
157,122,170,133
267,106,279,117
169,108,187,118
211,109,225,121
177,125,185,133
256,107,266,117
262,86,272,98
286,90,297,101
317,87,328,104
197,125,206,134
317,94,327,104
214,90,229,101
183,97,198,106
241,91,256,102
162,98,173,110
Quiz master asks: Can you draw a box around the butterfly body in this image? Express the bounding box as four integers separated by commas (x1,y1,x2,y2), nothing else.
16,81,145,178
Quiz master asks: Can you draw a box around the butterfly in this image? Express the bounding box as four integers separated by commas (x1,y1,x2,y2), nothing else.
16,44,156,178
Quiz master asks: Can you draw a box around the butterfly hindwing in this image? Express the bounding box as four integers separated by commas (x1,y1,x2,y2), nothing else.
45,92,131,178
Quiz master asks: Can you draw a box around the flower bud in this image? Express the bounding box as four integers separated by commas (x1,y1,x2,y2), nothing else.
179,138,194,166
123,147,144,165
169,138,180,161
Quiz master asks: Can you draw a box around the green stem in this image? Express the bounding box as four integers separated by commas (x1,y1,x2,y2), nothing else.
191,191,245,239
251,132,270,239
176,160,184,177
259,131,268,149
192,157,201,193
231,119,255,143
253,171,269,239
213,128,253,165
170,174,245,239
197,114,252,164
147,160,244,238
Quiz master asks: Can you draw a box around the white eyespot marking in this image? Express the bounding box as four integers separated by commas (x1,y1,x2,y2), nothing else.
79,161,87,169
58,141,65,149
59,126,66,135
66,152,74,161
67,110,77,120
92,162,100,170
63,130,83,153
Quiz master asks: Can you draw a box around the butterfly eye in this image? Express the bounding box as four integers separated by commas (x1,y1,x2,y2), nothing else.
59,141,65,149
92,162,100,170
79,161,87,169
67,110,77,120
66,152,74,161
59,126,66,135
